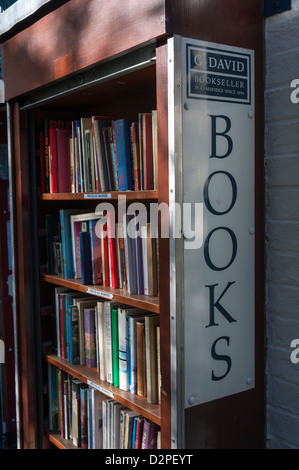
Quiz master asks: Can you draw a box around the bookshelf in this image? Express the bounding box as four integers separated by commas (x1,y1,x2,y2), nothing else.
1,0,265,450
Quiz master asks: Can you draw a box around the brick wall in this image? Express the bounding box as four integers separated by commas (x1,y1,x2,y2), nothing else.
265,0,299,448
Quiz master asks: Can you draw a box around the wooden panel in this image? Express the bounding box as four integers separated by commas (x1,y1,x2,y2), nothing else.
1,0,167,100
171,0,265,449
13,103,38,449
156,42,171,449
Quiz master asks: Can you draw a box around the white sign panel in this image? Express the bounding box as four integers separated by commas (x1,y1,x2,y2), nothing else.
182,38,255,407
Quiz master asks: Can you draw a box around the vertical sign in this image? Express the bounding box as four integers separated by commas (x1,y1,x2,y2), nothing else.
182,38,255,407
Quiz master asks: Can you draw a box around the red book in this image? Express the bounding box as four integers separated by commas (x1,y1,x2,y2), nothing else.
56,128,71,193
142,113,154,190
134,416,145,449
107,211,119,288
39,130,45,193
49,127,58,193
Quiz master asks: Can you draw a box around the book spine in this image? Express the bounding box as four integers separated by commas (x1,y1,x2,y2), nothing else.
44,119,50,193
84,308,96,367
118,309,129,391
49,127,58,193
111,307,119,388
113,119,133,191
142,113,154,190
80,231,93,285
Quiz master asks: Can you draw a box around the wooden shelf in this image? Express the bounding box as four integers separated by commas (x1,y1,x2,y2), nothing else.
44,353,161,426
41,273,159,313
47,431,82,449
40,190,158,201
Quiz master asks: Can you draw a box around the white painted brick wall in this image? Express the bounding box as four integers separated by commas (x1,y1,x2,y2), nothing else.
265,0,299,448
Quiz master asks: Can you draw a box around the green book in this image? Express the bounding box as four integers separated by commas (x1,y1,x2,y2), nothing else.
111,307,119,388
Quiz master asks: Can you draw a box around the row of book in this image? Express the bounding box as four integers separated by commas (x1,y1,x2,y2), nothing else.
48,364,160,449
46,208,159,296
39,112,158,194
54,289,161,404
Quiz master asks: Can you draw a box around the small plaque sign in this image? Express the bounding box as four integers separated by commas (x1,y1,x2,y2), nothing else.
186,43,251,104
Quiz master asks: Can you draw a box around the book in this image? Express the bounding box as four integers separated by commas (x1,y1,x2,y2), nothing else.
48,364,59,431
69,305,80,365
134,218,144,295
136,319,147,397
70,211,102,279
142,113,154,190
118,307,144,391
45,213,60,274
56,127,71,193
80,117,92,193
104,301,119,384
145,314,159,403
134,416,145,449
123,410,140,449
49,127,58,193
141,225,149,295
141,419,159,449
63,378,70,439
93,116,111,191
90,387,104,449
44,119,50,193
111,306,119,388
96,301,106,381
72,379,83,447
54,287,69,357
147,222,158,296
80,231,93,285
123,213,138,294
59,209,82,278
156,325,161,404
152,110,158,190
73,297,97,365
80,386,88,449
112,119,134,191
128,313,146,395
84,307,96,367
89,218,102,285
39,130,45,193
107,210,119,288
131,121,140,190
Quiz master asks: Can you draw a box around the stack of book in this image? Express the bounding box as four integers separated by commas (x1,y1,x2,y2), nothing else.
53,292,161,405
45,209,159,296
39,112,158,194
48,364,160,449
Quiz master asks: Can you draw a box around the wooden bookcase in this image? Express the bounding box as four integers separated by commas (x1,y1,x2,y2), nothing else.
1,0,265,449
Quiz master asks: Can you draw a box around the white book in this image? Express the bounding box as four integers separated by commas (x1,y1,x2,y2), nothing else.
141,225,149,295
104,301,119,384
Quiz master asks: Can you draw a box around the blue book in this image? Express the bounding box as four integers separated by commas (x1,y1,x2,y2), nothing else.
80,231,93,285
60,209,81,278
113,119,134,191
68,305,80,365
